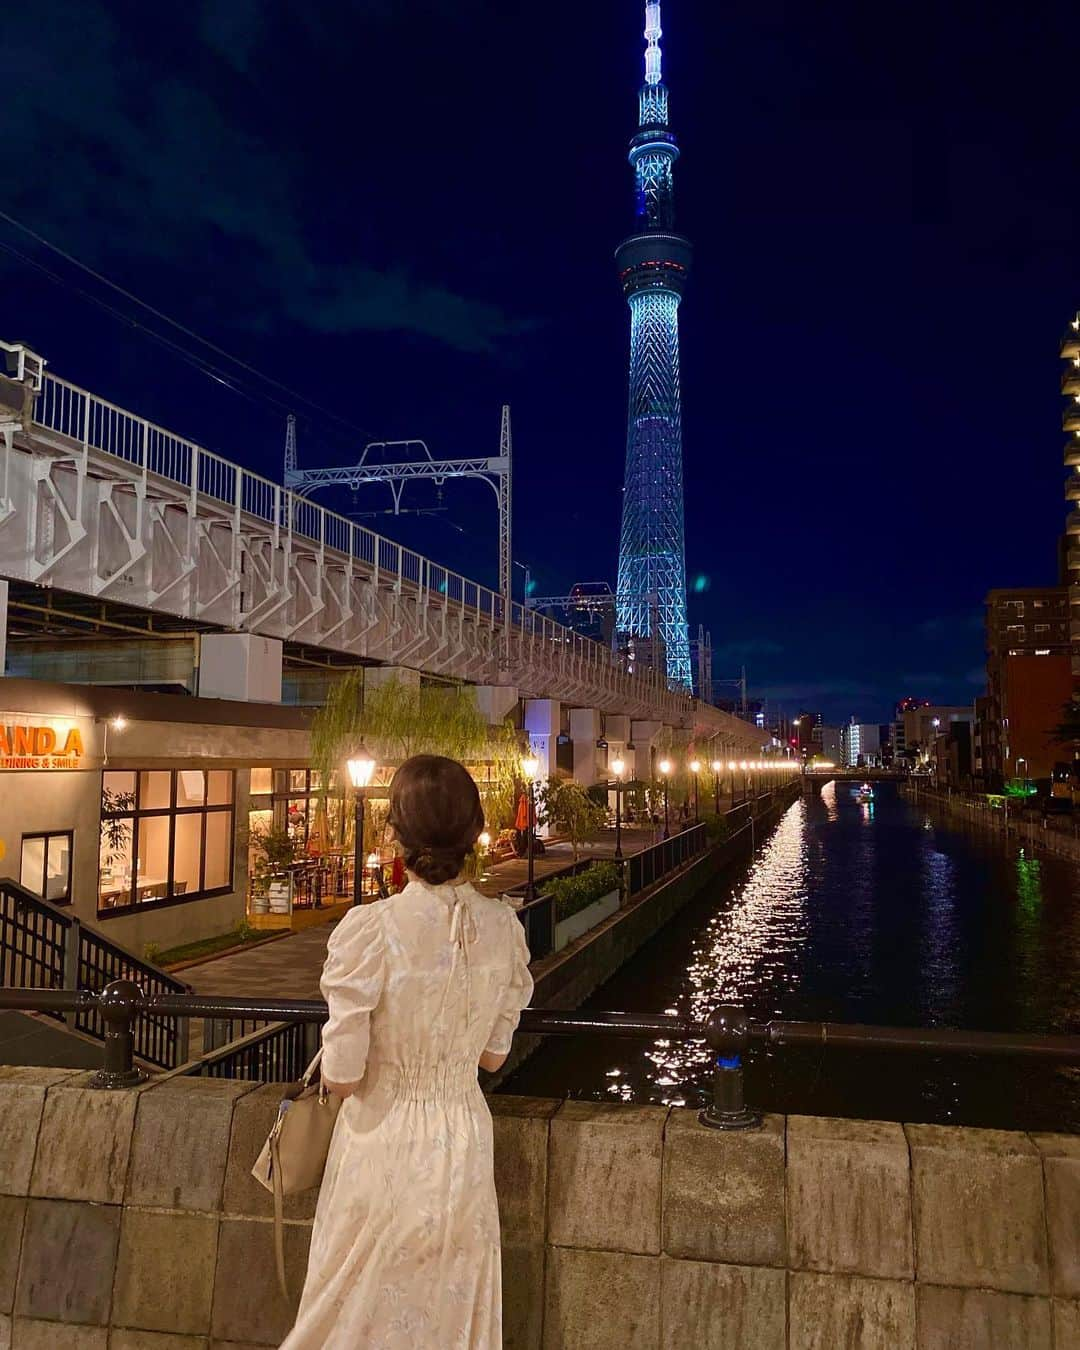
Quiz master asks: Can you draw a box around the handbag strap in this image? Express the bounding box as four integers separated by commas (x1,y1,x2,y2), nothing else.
270,1130,289,1300
300,1046,324,1087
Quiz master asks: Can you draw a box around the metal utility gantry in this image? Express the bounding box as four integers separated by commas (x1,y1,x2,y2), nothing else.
284,406,513,653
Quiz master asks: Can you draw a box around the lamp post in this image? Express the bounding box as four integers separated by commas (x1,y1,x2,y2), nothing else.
711,759,723,815
521,753,539,902
658,758,672,838
611,756,626,860
689,759,701,823
346,744,376,908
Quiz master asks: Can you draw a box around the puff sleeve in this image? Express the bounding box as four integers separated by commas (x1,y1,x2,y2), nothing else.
320,905,387,1085
483,910,534,1058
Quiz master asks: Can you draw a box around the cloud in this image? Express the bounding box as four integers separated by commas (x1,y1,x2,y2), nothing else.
0,1,527,354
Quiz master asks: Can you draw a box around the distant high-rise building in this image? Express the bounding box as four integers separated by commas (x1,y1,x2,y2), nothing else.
982,585,1071,787
615,2,692,690
1063,314,1080,686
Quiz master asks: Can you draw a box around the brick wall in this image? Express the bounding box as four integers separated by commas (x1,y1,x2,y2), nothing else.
0,1066,1077,1348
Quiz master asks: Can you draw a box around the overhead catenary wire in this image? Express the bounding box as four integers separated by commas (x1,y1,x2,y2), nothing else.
0,206,376,444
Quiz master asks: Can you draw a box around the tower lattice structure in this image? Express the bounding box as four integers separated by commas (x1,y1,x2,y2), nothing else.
615,1,693,690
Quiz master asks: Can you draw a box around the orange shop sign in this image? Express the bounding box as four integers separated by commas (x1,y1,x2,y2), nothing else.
0,724,85,770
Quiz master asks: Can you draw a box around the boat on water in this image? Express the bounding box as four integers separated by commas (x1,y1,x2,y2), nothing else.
855,782,875,803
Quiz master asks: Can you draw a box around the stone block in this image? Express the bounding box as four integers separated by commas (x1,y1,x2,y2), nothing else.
660,1257,786,1350
502,1244,545,1350
1054,1300,1080,1349
0,1068,77,1195
222,1085,317,1221
112,1208,218,1335
30,1081,139,1204
0,1313,7,1350
549,1101,667,1255
788,1271,916,1350
543,1247,661,1350
15,1199,120,1326
907,1124,1049,1294
1034,1133,1080,1298
110,1334,209,1349
917,1285,1052,1349
11,1321,108,1349
0,1197,26,1313
491,1095,560,1248
662,1109,785,1267
210,1218,310,1346
787,1115,913,1279
127,1078,252,1213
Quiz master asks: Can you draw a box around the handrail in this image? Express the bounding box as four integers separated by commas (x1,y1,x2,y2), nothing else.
0,878,190,1069
3,983,1079,1130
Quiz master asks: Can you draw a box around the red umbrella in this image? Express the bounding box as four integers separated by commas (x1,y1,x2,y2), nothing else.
515,793,529,831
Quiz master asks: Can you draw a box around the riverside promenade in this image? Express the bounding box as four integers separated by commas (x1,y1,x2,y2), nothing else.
182,824,661,999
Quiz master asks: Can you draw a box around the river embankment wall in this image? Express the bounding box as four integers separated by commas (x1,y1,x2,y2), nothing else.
0,1066,1076,1348
904,785,1080,864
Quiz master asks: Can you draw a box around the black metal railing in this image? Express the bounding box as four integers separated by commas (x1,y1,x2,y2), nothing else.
625,821,708,895
192,1021,313,1083
4,983,1079,1132
0,878,191,1070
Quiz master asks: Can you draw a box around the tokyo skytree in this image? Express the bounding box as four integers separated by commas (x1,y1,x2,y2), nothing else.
615,1,692,690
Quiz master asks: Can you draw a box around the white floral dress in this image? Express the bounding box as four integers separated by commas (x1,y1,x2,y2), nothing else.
280,879,533,1350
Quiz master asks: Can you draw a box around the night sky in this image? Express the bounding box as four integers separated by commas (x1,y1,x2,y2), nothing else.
4,1,1079,724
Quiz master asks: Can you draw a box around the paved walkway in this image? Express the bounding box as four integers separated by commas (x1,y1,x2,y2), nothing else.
184,825,661,1001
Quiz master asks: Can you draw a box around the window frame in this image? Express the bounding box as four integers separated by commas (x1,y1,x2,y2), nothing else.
98,769,236,918
20,830,74,906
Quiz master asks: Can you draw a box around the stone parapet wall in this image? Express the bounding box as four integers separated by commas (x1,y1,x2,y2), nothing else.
0,1066,1076,1348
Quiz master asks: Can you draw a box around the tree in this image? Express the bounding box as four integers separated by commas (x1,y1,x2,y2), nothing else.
1053,698,1080,749
536,779,608,860
309,673,522,831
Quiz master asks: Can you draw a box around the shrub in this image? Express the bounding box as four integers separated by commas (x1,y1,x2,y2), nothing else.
541,861,623,923
704,814,730,845
143,942,163,966
234,919,255,943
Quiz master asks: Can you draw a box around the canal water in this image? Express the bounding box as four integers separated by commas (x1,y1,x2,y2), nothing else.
501,781,1080,1131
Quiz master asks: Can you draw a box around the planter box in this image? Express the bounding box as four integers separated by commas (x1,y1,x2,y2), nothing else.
553,889,621,953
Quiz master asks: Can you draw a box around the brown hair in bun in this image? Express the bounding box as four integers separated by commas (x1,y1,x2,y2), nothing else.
386,755,484,885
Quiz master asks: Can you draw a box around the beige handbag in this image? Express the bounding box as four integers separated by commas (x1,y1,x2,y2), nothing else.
252,1047,342,1296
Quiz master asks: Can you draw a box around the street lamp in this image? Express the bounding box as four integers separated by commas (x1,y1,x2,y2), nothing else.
521,753,540,902
711,759,723,814
658,757,673,838
610,755,626,860
689,759,701,823
346,743,376,907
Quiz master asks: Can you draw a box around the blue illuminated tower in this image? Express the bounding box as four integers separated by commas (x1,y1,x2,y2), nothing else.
615,1,692,690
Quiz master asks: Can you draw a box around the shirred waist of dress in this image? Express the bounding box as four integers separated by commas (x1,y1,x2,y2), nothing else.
364,1057,481,1102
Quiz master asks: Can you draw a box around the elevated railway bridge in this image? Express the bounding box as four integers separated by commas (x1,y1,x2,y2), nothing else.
0,341,766,768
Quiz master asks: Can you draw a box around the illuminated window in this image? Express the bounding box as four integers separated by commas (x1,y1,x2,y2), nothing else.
20,832,73,905
98,769,235,916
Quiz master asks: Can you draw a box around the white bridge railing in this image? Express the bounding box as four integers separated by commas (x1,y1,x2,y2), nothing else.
21,350,694,721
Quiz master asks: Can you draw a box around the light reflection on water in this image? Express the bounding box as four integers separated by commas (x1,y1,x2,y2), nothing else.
504,782,1080,1129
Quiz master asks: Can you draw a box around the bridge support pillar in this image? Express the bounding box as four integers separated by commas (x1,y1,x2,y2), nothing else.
630,719,664,780
365,665,421,691
525,699,560,837
474,684,518,726
569,707,603,785
0,579,7,676
197,634,282,703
